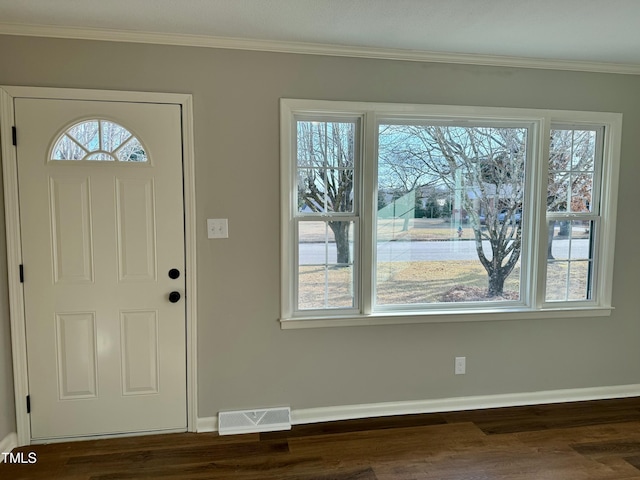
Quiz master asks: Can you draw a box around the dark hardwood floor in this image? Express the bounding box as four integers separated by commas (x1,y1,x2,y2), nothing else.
5,397,640,479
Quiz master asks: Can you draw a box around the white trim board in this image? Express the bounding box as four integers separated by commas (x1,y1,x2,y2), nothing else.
196,384,640,433
0,86,198,446
0,22,639,76
0,432,18,461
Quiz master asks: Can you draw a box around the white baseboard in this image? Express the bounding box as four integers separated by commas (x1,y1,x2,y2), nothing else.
197,383,640,433
196,416,218,433
0,432,18,462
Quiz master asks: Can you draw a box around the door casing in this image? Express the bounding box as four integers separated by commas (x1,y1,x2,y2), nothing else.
0,86,198,445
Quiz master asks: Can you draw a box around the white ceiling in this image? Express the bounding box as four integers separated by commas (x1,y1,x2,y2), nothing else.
1,0,639,69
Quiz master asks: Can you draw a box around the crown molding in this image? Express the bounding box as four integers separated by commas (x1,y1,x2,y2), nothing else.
1,22,640,75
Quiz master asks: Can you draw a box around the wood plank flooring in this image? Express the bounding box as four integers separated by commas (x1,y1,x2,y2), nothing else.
5,397,640,479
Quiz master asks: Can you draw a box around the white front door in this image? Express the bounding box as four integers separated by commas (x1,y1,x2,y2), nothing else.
15,98,187,440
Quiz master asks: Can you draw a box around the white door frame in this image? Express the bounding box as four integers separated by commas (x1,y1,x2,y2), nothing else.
0,86,198,446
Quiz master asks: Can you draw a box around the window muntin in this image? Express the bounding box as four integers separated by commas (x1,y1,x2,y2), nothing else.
298,221,356,309
281,100,620,324
547,128,597,213
51,119,148,162
293,117,360,313
545,220,595,302
375,123,529,307
545,127,602,303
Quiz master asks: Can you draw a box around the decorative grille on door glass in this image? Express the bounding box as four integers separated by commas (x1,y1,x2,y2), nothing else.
51,119,148,162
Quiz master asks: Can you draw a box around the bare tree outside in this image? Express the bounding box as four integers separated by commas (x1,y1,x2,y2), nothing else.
378,124,527,298
296,120,355,265
294,118,597,307
547,129,596,258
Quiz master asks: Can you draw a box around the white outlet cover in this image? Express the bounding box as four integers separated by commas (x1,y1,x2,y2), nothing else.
455,356,466,375
207,218,228,239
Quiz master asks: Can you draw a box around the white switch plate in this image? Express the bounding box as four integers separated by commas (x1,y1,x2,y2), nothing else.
207,218,228,239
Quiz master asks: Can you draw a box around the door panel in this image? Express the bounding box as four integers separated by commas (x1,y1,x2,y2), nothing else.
120,310,159,395
50,175,95,283
55,312,98,399
116,178,157,282
15,98,186,440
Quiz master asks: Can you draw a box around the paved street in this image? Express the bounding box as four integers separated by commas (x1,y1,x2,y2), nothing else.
299,238,590,264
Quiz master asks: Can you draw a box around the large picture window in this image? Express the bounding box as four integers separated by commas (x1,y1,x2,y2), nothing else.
376,122,529,307
280,100,621,327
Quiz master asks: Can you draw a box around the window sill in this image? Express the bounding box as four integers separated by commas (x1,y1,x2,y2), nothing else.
279,306,614,329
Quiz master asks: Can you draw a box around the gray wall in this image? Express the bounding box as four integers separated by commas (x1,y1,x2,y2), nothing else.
0,34,639,421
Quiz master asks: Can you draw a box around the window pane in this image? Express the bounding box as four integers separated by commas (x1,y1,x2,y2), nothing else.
548,221,593,261
327,266,354,308
547,172,569,213
376,124,527,305
297,168,354,213
86,153,114,161
568,261,592,301
298,220,355,310
116,138,147,162
298,266,354,310
52,135,85,160
545,261,568,302
68,121,99,151
101,120,132,152
548,129,596,213
546,260,592,302
325,169,354,213
570,130,596,169
546,221,594,302
298,265,327,310
570,173,593,212
296,120,356,214
298,168,327,213
299,221,354,265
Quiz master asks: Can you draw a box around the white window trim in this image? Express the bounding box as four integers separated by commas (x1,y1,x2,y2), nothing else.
280,99,622,329
291,115,363,317
541,125,605,306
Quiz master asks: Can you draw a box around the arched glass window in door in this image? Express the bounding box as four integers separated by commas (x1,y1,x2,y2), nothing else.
51,119,148,162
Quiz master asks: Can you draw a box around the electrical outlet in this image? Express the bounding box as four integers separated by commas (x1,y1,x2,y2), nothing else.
207,218,228,239
455,356,466,375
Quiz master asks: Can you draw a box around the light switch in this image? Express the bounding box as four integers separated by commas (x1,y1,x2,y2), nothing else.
207,218,228,239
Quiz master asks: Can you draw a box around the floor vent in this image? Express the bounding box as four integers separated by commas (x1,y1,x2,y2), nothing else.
218,407,291,435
